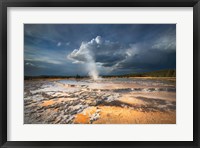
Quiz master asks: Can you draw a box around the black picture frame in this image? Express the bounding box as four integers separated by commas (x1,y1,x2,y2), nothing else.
0,0,199,147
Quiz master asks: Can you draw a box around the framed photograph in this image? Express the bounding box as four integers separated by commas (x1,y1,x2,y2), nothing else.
0,0,199,147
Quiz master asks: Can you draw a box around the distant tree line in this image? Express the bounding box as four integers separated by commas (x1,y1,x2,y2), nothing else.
24,69,176,80
142,69,176,77
102,69,176,78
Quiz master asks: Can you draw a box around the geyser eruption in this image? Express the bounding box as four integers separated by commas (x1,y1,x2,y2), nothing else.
68,36,102,80
82,44,99,80
87,58,99,80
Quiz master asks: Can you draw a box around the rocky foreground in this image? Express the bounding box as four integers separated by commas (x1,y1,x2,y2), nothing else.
24,78,176,124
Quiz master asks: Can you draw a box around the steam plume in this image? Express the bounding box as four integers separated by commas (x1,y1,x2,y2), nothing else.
67,37,101,80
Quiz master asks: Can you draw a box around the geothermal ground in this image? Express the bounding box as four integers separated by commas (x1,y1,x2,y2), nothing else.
24,77,176,124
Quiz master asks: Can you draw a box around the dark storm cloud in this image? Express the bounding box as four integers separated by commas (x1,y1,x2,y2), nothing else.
24,24,176,76
68,26,176,74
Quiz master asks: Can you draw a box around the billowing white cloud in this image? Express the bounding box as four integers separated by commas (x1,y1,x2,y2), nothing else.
68,36,128,64
67,36,133,77
68,36,105,79
68,35,176,75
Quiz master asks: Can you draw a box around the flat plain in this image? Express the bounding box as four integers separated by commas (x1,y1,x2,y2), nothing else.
24,77,176,124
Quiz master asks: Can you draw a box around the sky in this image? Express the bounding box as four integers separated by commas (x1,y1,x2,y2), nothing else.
24,24,176,76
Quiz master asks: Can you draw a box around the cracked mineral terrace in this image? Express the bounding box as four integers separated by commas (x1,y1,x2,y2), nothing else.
24,77,176,124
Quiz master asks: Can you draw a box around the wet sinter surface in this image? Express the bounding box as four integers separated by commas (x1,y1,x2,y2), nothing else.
24,77,176,124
